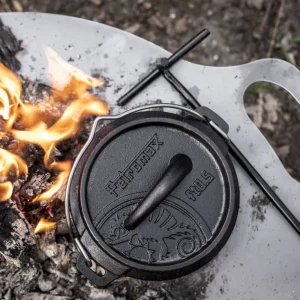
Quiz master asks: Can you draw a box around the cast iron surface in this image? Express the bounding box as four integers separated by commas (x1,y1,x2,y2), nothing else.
2,12,300,299
74,111,239,281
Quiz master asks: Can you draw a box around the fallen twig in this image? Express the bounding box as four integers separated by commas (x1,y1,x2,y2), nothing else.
267,0,286,57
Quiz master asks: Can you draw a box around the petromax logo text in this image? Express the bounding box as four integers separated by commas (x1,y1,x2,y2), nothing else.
105,134,163,197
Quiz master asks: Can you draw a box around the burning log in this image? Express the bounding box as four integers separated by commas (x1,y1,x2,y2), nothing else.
0,40,108,210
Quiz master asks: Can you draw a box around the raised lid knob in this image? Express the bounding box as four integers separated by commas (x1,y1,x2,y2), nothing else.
124,154,193,230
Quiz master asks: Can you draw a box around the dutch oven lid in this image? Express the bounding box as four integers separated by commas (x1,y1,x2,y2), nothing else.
78,112,239,277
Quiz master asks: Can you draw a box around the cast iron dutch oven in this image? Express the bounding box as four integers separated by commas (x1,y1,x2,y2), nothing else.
66,105,239,286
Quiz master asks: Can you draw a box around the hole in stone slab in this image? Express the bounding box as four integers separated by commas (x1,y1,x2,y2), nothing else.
244,82,300,183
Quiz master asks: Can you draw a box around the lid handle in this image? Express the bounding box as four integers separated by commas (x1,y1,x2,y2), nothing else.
76,254,119,287
124,154,193,230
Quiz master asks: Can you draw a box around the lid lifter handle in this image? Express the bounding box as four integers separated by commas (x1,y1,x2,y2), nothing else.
124,154,193,230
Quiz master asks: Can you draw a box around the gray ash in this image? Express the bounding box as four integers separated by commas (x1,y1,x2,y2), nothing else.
21,80,52,105
249,192,270,222
0,199,36,264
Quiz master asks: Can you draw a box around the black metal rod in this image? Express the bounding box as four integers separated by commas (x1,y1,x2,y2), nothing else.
124,154,193,230
158,64,300,235
157,62,199,109
117,29,210,106
160,66,300,234
228,140,300,235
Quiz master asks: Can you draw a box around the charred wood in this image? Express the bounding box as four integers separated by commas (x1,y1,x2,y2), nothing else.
0,18,22,71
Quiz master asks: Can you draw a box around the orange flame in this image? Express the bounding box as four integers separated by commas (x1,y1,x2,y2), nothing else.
0,47,109,209
0,148,28,201
0,64,22,121
34,217,56,234
45,47,105,100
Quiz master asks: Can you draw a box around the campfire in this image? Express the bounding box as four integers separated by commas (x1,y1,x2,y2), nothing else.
0,47,109,234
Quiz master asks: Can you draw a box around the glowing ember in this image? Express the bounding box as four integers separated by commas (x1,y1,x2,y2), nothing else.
34,217,56,234
0,47,109,229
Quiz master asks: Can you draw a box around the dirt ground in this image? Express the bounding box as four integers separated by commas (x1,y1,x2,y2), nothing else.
0,1,299,299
